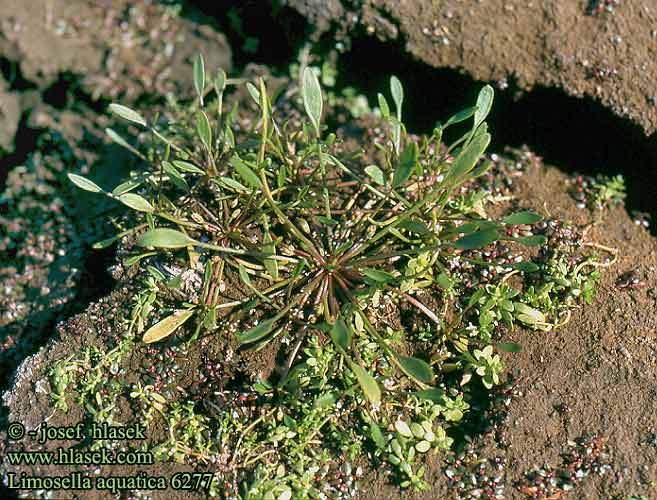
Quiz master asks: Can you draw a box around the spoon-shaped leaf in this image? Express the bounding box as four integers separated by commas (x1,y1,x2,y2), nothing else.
118,193,154,213
474,85,494,129
390,76,404,119
137,228,196,248
193,53,205,106
398,355,434,385
67,173,103,193
197,111,212,152
454,227,500,250
392,142,418,188
109,104,146,127
143,309,195,343
503,211,543,225
444,132,491,186
516,235,548,247
302,67,323,136
330,317,353,350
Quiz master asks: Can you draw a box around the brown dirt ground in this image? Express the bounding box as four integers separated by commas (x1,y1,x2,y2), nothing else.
283,0,657,137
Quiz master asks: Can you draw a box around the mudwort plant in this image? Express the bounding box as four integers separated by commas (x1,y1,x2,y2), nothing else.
60,54,611,497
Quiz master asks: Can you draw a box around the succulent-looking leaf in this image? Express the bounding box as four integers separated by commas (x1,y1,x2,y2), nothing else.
444,132,491,186
193,53,205,105
514,303,546,325
503,211,543,225
118,193,154,213
137,228,196,248
347,360,381,405
474,85,494,129
230,155,262,189
454,227,500,250
369,421,386,449
390,76,404,118
330,317,353,350
143,309,194,344
416,441,431,453
219,176,248,193
392,142,418,188
398,355,434,384
497,342,522,353
67,173,103,193
365,165,386,186
395,420,413,438
197,111,212,151
302,67,323,136
109,104,146,127
238,318,275,344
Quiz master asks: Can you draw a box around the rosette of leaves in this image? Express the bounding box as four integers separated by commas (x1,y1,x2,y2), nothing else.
69,56,549,404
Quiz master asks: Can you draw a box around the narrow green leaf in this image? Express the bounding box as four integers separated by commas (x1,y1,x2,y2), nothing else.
214,69,226,93
197,111,212,151
218,176,249,193
67,173,103,193
444,132,491,186
390,76,404,118
365,165,385,186
474,85,494,130
137,228,196,248
172,160,205,175
118,193,154,213
238,264,252,287
369,421,386,449
454,227,500,249
302,67,323,136
503,211,543,225
112,177,143,196
124,252,156,267
444,106,477,128
398,355,434,384
516,235,548,247
230,155,262,188
238,318,275,344
246,82,260,105
162,161,189,191
361,268,395,283
92,234,121,249
377,93,390,118
143,309,195,344
109,104,146,127
330,317,353,350
193,53,205,106
105,128,143,158
392,142,418,188
347,360,381,405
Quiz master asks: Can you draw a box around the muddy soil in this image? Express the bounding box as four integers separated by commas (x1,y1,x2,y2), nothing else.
283,0,657,137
